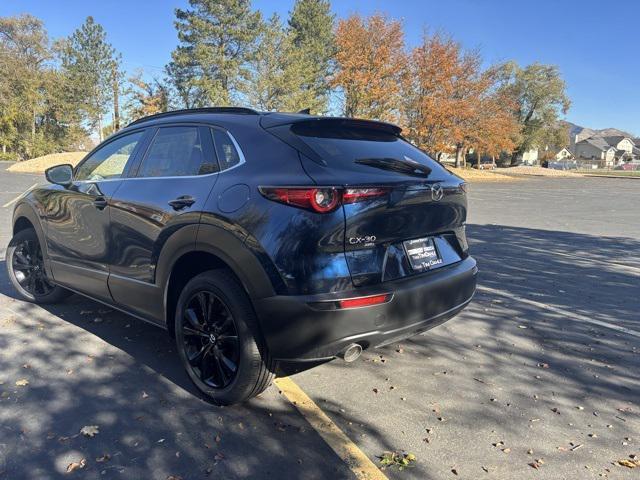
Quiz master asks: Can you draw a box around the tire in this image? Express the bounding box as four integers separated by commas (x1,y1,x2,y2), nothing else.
6,228,71,304
174,269,275,405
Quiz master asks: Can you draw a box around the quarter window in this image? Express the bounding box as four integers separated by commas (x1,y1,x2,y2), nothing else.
211,129,242,171
138,126,217,178
75,131,144,181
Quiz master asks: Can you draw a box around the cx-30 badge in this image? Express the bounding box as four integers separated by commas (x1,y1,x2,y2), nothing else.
431,183,444,201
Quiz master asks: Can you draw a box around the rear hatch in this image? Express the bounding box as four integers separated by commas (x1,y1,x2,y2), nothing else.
263,117,469,287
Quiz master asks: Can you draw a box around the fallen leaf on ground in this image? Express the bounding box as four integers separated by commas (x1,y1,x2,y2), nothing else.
378,451,416,471
15,379,29,387
616,459,640,468
66,458,86,473
80,425,99,437
95,454,110,463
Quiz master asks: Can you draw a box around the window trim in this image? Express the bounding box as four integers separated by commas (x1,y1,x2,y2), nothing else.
125,122,246,181
209,126,246,174
72,128,150,183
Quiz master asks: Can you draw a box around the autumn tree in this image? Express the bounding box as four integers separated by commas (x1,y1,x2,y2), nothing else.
288,0,335,113
125,70,171,121
333,14,406,122
0,14,86,159
168,0,262,107
59,16,121,141
402,33,519,167
500,62,570,165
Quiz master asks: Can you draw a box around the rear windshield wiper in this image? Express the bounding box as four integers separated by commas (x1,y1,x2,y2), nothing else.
355,157,432,177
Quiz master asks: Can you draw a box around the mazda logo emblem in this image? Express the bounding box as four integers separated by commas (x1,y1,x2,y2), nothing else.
431,183,444,201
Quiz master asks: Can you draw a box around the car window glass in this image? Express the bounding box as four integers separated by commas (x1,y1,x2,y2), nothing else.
75,131,144,181
211,129,242,171
138,126,217,178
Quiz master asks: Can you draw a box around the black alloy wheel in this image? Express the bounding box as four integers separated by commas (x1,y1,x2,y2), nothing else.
181,290,240,388
11,236,55,297
6,228,70,304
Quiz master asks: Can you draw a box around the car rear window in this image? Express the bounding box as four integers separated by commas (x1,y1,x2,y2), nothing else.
290,122,439,169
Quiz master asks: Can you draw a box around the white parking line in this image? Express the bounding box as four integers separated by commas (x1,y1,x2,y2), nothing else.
477,285,640,339
2,183,38,208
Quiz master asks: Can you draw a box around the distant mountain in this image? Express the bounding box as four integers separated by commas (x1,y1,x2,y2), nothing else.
562,120,635,140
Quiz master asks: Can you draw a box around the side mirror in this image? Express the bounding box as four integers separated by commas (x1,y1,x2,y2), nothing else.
45,164,73,187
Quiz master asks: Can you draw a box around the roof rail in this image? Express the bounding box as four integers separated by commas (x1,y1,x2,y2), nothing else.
127,107,260,127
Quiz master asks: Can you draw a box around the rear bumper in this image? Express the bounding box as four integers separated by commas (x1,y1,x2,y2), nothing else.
255,256,478,361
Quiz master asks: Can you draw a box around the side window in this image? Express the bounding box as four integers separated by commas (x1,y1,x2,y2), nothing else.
211,129,242,171
137,126,217,178
75,131,144,181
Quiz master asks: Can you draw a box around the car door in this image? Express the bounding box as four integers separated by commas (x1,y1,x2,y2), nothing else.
43,129,148,302
107,124,219,322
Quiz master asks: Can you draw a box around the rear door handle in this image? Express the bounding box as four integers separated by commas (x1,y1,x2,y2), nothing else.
168,195,196,210
93,197,108,210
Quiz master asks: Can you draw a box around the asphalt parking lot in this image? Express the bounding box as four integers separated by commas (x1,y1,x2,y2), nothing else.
0,163,638,479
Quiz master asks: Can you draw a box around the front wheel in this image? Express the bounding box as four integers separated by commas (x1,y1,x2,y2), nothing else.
174,270,275,405
6,228,70,304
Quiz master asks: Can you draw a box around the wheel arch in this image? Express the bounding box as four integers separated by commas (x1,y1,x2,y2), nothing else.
158,224,277,337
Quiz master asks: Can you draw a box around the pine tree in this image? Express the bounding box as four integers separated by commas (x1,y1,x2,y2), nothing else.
288,0,335,113
59,16,120,141
246,14,313,112
167,0,262,107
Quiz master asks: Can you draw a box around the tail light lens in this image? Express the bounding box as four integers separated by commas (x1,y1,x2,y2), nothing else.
338,294,390,309
259,186,388,213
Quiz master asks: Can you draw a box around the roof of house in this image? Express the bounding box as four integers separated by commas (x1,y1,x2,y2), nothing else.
602,135,631,147
579,136,611,151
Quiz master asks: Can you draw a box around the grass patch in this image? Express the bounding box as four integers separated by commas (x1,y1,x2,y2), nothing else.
579,170,640,177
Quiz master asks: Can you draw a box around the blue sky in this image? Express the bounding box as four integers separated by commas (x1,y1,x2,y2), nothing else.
3,0,639,135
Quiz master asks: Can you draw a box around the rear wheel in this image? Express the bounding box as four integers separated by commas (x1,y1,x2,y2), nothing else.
174,270,274,405
6,228,70,304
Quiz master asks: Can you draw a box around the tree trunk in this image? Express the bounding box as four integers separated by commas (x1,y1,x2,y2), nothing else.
454,144,465,168
2,144,6,154
113,65,120,132
98,116,103,143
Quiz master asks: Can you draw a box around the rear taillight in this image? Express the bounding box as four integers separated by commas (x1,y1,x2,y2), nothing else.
259,186,388,213
342,188,388,204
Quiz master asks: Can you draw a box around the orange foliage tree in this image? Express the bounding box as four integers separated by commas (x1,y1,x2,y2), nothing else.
332,14,406,123
402,33,519,166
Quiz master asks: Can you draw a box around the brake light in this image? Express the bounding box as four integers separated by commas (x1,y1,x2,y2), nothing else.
338,294,390,309
259,187,388,213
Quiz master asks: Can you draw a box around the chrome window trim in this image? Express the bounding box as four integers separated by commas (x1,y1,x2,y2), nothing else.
72,128,246,184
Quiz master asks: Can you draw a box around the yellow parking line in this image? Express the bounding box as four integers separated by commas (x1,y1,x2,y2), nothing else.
274,377,388,480
2,183,38,208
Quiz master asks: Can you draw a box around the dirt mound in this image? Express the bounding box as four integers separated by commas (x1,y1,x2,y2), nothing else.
7,152,86,174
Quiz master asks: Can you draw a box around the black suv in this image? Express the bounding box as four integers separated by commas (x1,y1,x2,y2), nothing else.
7,108,477,405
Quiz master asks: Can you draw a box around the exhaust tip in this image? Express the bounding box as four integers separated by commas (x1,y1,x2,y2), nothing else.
339,343,363,363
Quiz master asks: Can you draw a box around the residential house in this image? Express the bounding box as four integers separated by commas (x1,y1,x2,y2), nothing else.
574,135,636,168
554,147,574,160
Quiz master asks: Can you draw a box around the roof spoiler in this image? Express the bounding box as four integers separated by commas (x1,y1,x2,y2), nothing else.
259,115,402,135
